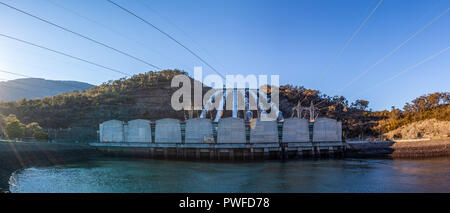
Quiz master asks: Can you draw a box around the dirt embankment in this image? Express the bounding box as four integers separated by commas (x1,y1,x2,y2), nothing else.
0,142,98,193
346,138,450,158
385,119,450,139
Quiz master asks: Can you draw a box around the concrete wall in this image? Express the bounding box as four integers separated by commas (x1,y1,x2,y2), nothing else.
185,118,214,143
282,118,310,142
217,117,246,143
125,119,151,143
155,118,181,143
249,119,278,143
313,118,342,142
100,120,124,142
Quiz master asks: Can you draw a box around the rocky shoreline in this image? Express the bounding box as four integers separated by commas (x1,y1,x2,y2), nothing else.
0,141,98,193
346,138,450,158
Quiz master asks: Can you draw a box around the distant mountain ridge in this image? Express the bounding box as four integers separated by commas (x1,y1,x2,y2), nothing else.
0,78,95,101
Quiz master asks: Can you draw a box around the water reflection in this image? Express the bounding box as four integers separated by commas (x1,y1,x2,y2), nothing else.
9,157,450,193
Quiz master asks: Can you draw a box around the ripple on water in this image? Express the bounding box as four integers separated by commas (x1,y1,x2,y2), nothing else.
9,157,450,193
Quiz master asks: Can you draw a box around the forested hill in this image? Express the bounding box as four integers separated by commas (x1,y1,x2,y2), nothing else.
0,78,94,101
0,70,448,139
0,70,195,129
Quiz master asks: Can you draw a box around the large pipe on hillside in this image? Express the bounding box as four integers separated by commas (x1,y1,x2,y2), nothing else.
239,89,252,121
232,88,238,118
257,90,283,121
200,90,221,118
214,89,226,122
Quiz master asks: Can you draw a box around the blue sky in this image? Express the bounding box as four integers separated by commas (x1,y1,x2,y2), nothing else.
0,0,449,110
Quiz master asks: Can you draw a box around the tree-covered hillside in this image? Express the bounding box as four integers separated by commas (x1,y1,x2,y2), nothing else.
0,70,189,129
0,70,448,140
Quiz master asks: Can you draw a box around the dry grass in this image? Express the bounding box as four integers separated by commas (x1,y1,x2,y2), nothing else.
385,119,450,139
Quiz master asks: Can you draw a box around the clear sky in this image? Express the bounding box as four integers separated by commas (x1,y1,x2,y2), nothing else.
0,0,449,110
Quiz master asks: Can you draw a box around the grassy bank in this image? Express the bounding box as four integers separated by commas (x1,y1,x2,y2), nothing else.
0,141,98,192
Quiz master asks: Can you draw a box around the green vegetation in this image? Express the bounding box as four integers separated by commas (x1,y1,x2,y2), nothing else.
0,70,448,141
0,114,5,135
33,130,49,140
0,70,188,129
25,122,49,140
4,115,25,139
0,114,48,140
25,122,41,137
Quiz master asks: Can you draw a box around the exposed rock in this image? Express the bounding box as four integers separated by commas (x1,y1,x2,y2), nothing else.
385,119,450,139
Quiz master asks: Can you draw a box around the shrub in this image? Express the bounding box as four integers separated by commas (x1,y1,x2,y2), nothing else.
25,122,43,137
0,114,5,137
33,130,49,140
5,118,25,139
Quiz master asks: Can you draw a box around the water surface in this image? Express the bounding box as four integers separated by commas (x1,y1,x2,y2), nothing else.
9,157,450,193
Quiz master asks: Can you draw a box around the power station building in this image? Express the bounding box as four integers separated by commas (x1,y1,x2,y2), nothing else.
98,117,342,143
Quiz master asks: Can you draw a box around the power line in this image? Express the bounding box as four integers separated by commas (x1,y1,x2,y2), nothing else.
107,0,225,79
0,1,161,70
338,7,449,92
0,54,117,77
317,0,384,84
314,45,449,111
44,0,190,72
136,0,227,71
358,45,450,96
0,33,131,76
0,68,31,78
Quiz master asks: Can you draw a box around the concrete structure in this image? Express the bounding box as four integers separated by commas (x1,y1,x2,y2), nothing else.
99,120,124,142
125,119,151,143
90,141,346,160
93,116,346,160
282,118,310,142
155,118,182,143
249,119,279,143
217,117,246,143
313,118,342,142
185,118,214,143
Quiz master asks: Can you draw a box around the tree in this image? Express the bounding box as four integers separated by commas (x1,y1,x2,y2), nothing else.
352,99,369,110
0,114,5,136
25,122,43,137
5,117,25,139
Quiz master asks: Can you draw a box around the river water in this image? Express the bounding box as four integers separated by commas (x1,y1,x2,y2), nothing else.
9,157,450,193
